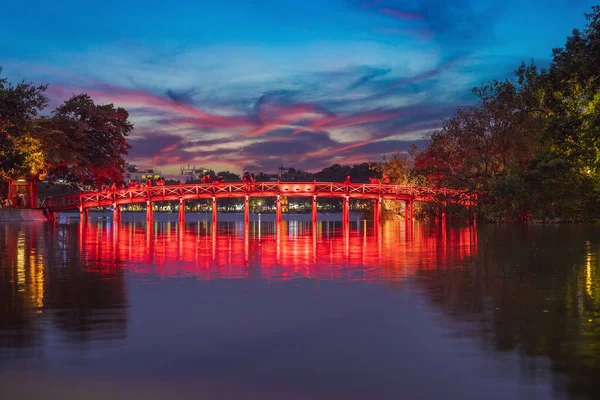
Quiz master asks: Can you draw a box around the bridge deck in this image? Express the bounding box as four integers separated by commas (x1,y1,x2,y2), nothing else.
44,181,468,212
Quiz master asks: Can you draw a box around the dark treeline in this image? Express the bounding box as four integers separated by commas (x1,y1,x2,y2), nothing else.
410,6,600,222
183,163,381,184
0,80,133,190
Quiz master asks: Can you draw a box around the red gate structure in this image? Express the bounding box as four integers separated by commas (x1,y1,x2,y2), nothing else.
43,181,470,223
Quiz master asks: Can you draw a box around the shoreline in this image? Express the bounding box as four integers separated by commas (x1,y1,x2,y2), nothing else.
0,208,48,221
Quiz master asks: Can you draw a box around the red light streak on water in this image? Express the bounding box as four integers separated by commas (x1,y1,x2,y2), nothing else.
78,221,478,282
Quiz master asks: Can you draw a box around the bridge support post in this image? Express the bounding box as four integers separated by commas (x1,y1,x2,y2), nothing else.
373,197,382,223
146,200,153,222
178,198,185,224
112,202,121,223
405,200,414,223
79,205,88,223
343,195,350,224
212,196,217,224
312,195,317,224
276,194,282,222
244,194,249,224
373,198,378,222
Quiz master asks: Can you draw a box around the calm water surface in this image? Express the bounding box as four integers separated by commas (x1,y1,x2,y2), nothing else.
1,213,599,399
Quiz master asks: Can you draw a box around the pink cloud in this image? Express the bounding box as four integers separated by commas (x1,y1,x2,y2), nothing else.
291,109,406,135
375,27,434,41
52,83,254,129
379,7,423,21
248,102,330,136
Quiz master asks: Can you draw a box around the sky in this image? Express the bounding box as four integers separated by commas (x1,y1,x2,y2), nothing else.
1,0,597,176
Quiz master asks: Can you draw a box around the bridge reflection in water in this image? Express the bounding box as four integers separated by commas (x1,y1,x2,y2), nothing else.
78,220,478,280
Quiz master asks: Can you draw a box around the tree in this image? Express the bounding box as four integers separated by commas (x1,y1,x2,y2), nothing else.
216,170,241,182
412,63,545,221
0,68,48,180
533,6,600,220
44,94,133,188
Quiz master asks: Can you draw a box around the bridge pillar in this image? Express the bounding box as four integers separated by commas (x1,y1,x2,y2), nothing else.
343,195,350,224
112,202,121,223
178,198,185,223
79,205,88,223
212,196,217,223
146,200,153,222
312,195,317,224
405,200,414,222
244,194,249,224
373,197,382,223
276,194,282,222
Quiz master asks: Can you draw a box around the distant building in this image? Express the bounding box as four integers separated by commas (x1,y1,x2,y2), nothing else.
180,165,210,183
124,164,162,182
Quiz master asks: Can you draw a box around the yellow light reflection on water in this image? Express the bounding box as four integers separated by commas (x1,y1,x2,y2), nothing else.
16,231,26,292
585,241,594,298
31,253,45,310
14,229,46,309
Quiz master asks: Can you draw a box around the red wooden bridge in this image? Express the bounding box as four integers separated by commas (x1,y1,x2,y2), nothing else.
43,181,469,223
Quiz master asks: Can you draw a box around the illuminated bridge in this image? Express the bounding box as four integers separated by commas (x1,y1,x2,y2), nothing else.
43,181,470,222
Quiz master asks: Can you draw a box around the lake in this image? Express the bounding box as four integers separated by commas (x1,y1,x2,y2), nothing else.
0,213,598,399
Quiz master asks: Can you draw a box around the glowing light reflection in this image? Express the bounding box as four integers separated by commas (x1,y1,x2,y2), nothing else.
77,221,478,282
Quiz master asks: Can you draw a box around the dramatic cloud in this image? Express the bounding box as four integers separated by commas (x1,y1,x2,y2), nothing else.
3,0,594,175
379,7,424,21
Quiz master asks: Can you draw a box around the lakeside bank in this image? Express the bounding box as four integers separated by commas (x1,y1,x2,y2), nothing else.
0,209,47,222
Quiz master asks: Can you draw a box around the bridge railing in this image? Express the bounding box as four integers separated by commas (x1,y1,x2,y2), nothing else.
44,182,470,211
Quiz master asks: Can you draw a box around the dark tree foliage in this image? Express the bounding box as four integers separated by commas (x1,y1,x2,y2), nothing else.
1,69,134,191
314,162,379,182
411,6,600,222
216,170,241,182
44,94,133,188
0,68,48,179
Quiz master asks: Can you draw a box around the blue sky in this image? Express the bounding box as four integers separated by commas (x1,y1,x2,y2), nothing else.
1,0,596,175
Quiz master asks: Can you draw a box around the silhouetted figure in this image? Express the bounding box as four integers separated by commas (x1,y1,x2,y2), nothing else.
250,173,255,183
215,176,224,183
147,178,153,187
344,175,351,185
382,175,390,184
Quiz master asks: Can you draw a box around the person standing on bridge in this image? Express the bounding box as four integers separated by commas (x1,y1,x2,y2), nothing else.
344,175,351,185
